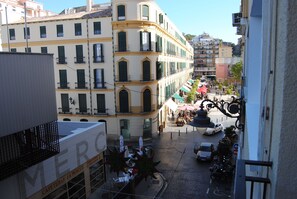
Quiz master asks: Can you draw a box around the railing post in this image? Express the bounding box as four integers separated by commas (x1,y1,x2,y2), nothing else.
179,130,180,136
170,132,172,139
186,127,187,134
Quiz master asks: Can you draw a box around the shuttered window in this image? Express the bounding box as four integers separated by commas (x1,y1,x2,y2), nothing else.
119,61,128,81
9,29,15,40
142,5,149,20
143,60,150,81
118,32,126,52
77,69,85,88
140,31,151,51
23,27,30,39
94,22,101,35
59,70,68,88
119,90,129,113
96,94,106,113
57,24,63,37
75,45,84,63
143,89,151,112
117,5,125,20
61,94,69,112
79,94,87,113
40,26,46,38
94,69,105,88
75,23,82,36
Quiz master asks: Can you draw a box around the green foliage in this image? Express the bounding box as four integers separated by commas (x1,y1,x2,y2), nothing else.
104,147,129,176
218,83,223,90
183,33,196,41
186,92,195,103
231,61,243,81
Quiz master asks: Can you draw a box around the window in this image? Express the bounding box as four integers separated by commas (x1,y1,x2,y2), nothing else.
94,69,105,88
11,48,17,52
75,45,84,63
78,94,87,113
67,173,86,199
94,22,101,35
57,46,66,64
93,43,104,62
159,14,163,24
41,47,47,54
40,26,46,38
140,31,151,51
117,5,125,20
61,94,70,113
9,29,15,40
76,69,86,89
143,89,151,112
59,70,68,89
156,35,163,52
118,32,126,52
96,94,106,113
119,90,129,113
118,61,128,81
90,160,105,193
56,24,63,37
23,27,30,39
25,47,31,53
142,60,151,81
142,5,149,20
75,23,82,36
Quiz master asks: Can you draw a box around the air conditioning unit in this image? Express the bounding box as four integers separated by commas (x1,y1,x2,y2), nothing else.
232,12,242,27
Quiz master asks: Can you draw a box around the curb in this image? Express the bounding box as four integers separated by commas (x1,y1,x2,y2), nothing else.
153,172,168,199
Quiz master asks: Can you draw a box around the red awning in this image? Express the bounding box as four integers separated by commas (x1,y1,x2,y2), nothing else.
197,85,207,94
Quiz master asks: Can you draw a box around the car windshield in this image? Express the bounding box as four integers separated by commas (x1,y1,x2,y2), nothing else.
200,145,211,152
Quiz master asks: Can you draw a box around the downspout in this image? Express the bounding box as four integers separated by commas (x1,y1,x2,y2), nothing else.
86,17,93,115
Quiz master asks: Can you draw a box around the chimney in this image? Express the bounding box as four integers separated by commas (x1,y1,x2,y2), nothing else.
86,0,93,12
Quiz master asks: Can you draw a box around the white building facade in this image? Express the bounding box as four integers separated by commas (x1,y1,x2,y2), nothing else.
233,0,297,198
1,0,193,141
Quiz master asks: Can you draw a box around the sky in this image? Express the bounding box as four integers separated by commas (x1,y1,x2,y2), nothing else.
37,0,241,43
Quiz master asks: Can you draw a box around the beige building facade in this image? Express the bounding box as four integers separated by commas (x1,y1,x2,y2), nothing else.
1,0,193,141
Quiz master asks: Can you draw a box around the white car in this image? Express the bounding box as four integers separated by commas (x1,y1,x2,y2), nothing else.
203,123,223,135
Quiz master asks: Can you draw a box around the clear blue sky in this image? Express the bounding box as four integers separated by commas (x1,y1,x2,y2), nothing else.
38,0,240,43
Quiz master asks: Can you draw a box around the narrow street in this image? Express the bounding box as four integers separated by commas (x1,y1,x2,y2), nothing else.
149,111,235,199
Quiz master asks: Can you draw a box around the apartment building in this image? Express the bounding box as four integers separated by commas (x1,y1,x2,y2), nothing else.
233,0,297,198
192,33,220,79
0,0,55,50
1,0,193,141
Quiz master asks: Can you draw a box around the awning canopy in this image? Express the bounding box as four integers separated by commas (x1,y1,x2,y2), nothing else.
189,79,195,84
165,98,178,112
180,86,190,93
172,93,184,103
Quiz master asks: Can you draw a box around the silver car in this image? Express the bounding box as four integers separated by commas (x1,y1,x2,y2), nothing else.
196,142,215,161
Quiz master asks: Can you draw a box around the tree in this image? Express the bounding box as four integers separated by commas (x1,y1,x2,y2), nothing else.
231,61,243,81
104,147,129,176
183,33,196,41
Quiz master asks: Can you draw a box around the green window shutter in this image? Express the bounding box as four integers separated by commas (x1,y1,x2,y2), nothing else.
143,61,150,81
117,5,125,20
94,22,101,34
75,23,82,36
118,32,126,51
119,61,128,81
79,94,87,112
140,31,143,51
96,94,106,113
59,70,67,88
77,69,85,88
61,94,69,112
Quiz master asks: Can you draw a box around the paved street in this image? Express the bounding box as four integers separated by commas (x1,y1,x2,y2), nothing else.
149,111,236,199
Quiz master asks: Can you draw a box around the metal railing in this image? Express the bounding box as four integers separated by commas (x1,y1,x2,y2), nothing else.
140,74,154,82
58,107,72,114
0,121,59,180
75,108,91,115
93,56,104,63
56,57,67,64
94,108,109,115
115,75,131,82
75,82,88,89
57,82,70,89
234,159,273,199
74,56,86,64
93,82,106,89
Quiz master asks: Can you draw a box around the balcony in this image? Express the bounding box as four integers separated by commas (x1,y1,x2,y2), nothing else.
234,159,272,199
0,121,59,181
74,56,86,64
75,82,88,89
57,82,70,89
56,57,67,64
94,82,106,89
140,74,154,82
58,107,72,114
141,105,156,113
93,56,104,63
94,108,109,115
75,108,90,115
232,12,242,27
114,45,130,52
115,75,131,82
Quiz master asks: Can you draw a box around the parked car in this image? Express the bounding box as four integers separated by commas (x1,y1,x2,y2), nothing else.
194,142,215,162
203,123,223,136
176,117,185,126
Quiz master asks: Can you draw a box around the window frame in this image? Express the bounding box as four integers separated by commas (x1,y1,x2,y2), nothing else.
56,24,64,37
74,23,82,36
40,26,46,38
117,5,126,21
94,22,101,35
9,29,15,40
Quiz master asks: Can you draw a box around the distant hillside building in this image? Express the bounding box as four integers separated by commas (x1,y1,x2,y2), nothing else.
1,0,194,141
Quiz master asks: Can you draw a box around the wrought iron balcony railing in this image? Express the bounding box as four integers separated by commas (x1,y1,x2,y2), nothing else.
234,159,273,199
0,121,60,180
56,57,67,64
75,108,91,115
57,82,70,89
94,108,109,115
74,56,86,64
58,107,72,114
75,82,88,89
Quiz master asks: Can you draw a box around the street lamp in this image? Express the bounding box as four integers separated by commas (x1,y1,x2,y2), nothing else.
189,96,245,131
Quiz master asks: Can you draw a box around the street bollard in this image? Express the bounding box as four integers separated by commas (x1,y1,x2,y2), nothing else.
171,132,172,139
193,126,195,131
179,130,180,136
186,128,188,134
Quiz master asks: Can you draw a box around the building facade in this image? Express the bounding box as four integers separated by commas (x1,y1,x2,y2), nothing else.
0,0,55,50
192,33,220,78
1,0,193,141
233,0,297,198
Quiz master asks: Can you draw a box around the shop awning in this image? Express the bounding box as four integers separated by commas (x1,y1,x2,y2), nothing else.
172,93,184,103
189,79,195,84
180,86,190,93
165,98,178,112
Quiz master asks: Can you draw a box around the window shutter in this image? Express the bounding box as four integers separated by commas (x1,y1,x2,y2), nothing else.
140,31,143,51
61,94,69,112
79,94,87,112
149,32,151,50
